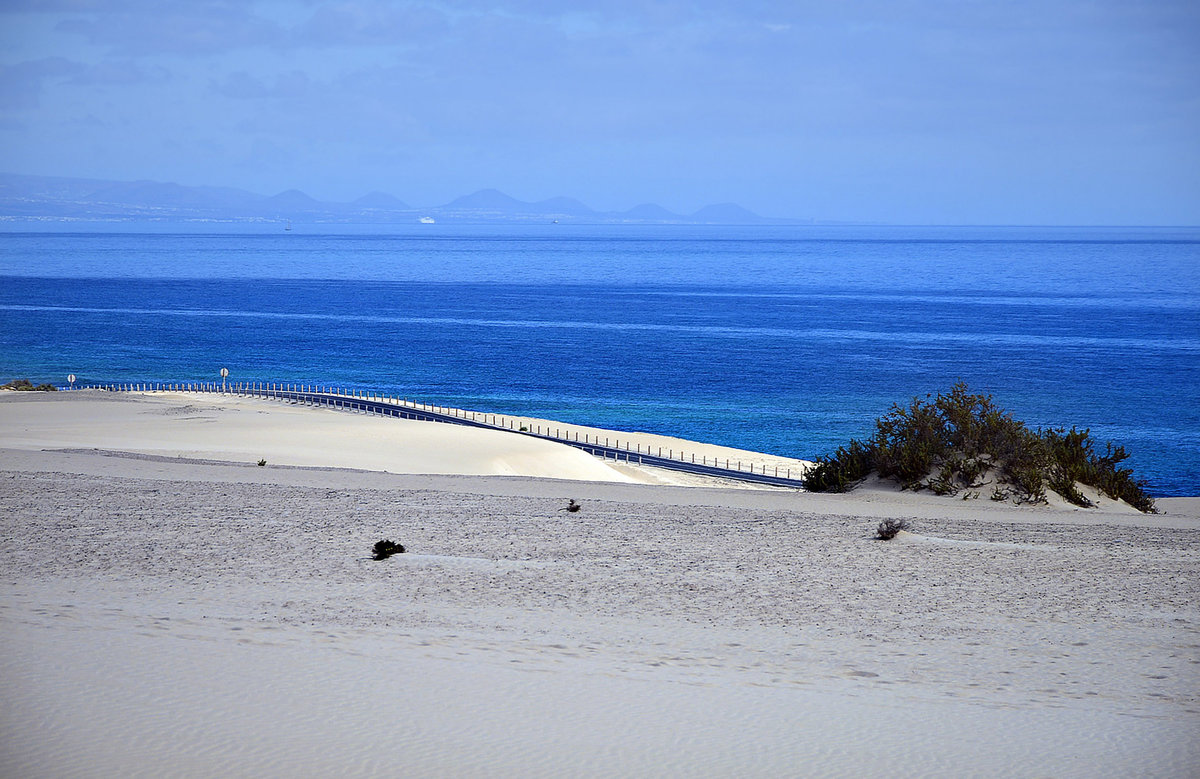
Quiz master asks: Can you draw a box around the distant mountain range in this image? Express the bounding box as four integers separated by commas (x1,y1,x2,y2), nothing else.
0,173,800,225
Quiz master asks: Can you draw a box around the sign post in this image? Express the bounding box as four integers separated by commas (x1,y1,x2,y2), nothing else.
67,373,76,390
220,367,229,392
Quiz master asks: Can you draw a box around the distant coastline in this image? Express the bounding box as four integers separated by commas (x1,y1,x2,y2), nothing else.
0,172,811,226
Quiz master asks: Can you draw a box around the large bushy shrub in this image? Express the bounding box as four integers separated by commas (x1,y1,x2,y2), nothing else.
803,383,1156,513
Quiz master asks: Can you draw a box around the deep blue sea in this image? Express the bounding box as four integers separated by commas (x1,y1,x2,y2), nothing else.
2,224,1198,496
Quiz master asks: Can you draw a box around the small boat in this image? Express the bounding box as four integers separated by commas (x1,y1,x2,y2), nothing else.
285,219,292,231
419,216,436,224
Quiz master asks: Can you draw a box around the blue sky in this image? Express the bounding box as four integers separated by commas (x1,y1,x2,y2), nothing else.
1,0,1197,224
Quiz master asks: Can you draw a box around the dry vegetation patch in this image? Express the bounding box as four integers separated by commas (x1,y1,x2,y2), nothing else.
803,382,1156,513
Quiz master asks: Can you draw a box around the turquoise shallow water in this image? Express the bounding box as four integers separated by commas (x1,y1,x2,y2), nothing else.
2,225,1197,495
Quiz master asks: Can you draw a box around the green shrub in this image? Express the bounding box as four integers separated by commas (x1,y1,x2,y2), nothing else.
802,439,874,492
803,382,1157,513
1083,441,1157,513
1005,460,1048,505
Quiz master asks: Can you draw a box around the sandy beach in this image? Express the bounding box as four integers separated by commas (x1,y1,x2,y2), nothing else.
2,390,1198,777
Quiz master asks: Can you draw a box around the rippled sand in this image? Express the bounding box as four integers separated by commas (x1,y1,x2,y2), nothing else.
1,392,1197,777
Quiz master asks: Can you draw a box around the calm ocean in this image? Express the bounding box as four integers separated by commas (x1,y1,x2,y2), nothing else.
2,225,1198,496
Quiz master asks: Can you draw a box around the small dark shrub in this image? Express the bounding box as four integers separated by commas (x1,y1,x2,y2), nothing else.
876,518,910,540
257,458,267,467
372,540,406,560
2,378,57,391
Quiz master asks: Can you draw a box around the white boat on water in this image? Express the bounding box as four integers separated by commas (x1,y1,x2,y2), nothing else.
419,216,435,224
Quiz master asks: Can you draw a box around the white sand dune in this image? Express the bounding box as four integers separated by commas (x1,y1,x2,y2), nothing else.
0,390,642,482
0,390,811,488
1,391,1198,777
